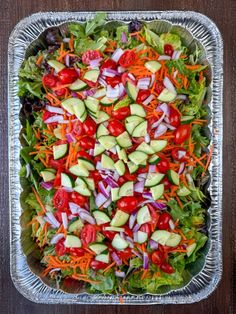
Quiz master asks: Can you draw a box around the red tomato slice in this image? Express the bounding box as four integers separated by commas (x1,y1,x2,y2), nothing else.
80,225,97,246
117,196,138,213
53,189,69,210
118,50,136,67
174,125,191,144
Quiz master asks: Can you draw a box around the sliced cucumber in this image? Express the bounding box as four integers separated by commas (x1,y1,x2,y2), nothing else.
101,154,115,170
95,111,110,124
112,234,129,250
68,218,84,233
78,158,95,171
75,177,88,189
158,88,176,102
100,96,118,106
113,96,131,111
126,81,139,101
69,164,89,177
149,154,161,165
93,210,111,225
119,181,134,197
95,253,110,264
125,115,144,135
116,131,132,148
40,170,56,182
128,151,148,166
150,140,168,152
71,99,86,121
96,232,105,242
181,115,195,124
116,145,128,162
127,161,139,174
144,61,162,73
114,160,125,176
84,69,100,83
64,235,82,248
69,78,87,91
96,124,109,138
53,126,63,139
151,184,164,200
94,143,106,156
61,173,74,188
136,142,155,155
111,188,120,202
167,170,180,185
84,96,99,113
93,88,106,99
61,98,76,115
137,205,151,225
73,185,91,196
177,186,191,197
186,242,197,257
130,104,146,117
46,168,57,174
110,210,129,227
79,110,88,123
83,177,95,191
132,120,148,137
98,135,116,150
53,143,68,160
104,226,124,232
145,173,165,187
136,231,148,244
47,60,65,72
151,230,171,245
165,233,182,247
89,243,108,254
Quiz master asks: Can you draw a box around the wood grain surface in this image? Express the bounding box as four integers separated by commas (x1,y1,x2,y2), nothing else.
0,1,235,313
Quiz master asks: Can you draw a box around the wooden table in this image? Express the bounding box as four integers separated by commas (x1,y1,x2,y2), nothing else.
0,1,235,313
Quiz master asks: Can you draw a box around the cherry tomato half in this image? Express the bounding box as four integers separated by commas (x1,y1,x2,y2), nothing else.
69,248,86,257
147,204,159,225
77,150,93,161
100,58,117,70
164,44,174,57
72,120,84,137
169,107,181,128
174,124,191,144
54,84,67,96
42,111,55,121
116,248,133,260
80,136,95,150
48,156,65,169
157,212,172,230
90,260,108,271
83,117,97,136
160,261,174,274
140,223,151,237
171,147,188,161
162,177,172,190
108,120,125,136
154,80,164,95
80,225,97,246
53,167,63,187
106,76,121,88
90,170,102,184
118,50,136,67
151,250,165,266
58,68,78,84
70,192,88,207
112,106,131,120
136,90,151,104
82,50,101,65
53,189,69,210
42,74,58,88
117,196,138,213
157,158,170,173
55,239,68,256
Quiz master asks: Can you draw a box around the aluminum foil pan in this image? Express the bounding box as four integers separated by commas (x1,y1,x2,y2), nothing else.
8,11,223,304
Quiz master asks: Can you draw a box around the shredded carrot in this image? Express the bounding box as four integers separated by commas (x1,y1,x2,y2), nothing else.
103,261,116,273
32,187,46,213
185,64,202,70
176,195,183,209
38,157,48,167
71,275,101,284
69,35,74,51
202,145,213,177
164,193,170,201
130,31,141,37
36,54,43,66
177,229,186,240
141,269,149,280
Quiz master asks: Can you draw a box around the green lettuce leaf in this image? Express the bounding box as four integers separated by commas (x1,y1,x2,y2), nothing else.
85,13,107,36
88,271,117,293
68,23,85,38
160,33,182,50
143,27,163,53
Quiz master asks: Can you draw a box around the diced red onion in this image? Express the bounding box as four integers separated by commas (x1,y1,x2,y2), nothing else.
158,55,171,61
162,122,176,131
149,239,159,250
169,219,175,230
46,212,60,228
106,84,120,98
75,67,80,76
61,212,68,229
25,163,31,178
120,231,125,239
113,171,120,182
144,134,150,143
111,251,122,266
105,176,119,188
176,94,187,100
103,198,112,208
44,115,64,124
40,181,53,190
121,32,127,43
68,214,77,220
137,78,150,89
178,150,187,159
131,249,142,259
140,199,154,206
172,50,182,60
117,66,125,73
109,146,117,154
79,211,96,225
115,271,126,278
149,165,156,173
69,202,81,214
159,103,170,116
63,37,70,43
143,94,155,106
62,186,74,192
163,76,177,95
151,202,167,210
150,74,155,88
126,236,134,248
49,268,61,275
128,73,136,81
46,105,65,114
82,89,96,97
178,162,186,175
102,68,119,77
98,77,107,87
89,149,94,156
143,252,149,269
151,112,165,129
50,233,64,245
95,193,107,207
134,180,145,193
118,83,126,98
143,192,153,199
137,173,147,181
89,58,103,69
154,123,168,138
132,223,140,233
71,91,79,98
173,70,178,79
133,232,138,242
111,48,124,63
36,216,45,226
65,133,76,143
129,212,138,229
98,181,110,198
59,118,78,124
65,54,70,67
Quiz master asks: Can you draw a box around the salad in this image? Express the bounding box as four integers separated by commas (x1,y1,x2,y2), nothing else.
19,13,211,294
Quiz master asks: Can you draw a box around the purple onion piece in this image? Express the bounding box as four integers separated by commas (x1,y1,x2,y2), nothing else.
143,252,149,269
121,32,127,43
129,212,138,229
111,251,122,266
50,233,64,245
134,180,145,193
132,223,140,233
149,239,159,250
40,181,53,191
95,193,107,208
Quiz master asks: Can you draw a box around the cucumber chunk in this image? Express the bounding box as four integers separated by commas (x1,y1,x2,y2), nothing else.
150,184,164,200
69,164,89,177
116,145,128,162
136,142,155,154
119,181,134,197
83,177,95,191
144,61,161,73
61,173,74,188
136,231,148,244
186,243,197,257
89,243,108,254
130,104,146,117
132,120,148,137
149,154,161,165
94,143,106,156
47,60,65,72
78,158,95,171
111,188,120,202
116,131,132,148
68,218,84,233
177,186,191,196
84,69,100,83
96,124,109,138
73,185,91,196
100,96,118,106
98,135,116,150
167,170,180,185
53,143,68,160
165,233,182,247
69,78,87,91
114,160,126,176
151,230,171,245
137,205,151,225
84,96,99,113
145,173,165,187
128,151,148,165
101,154,115,170
150,140,168,152
110,210,129,227
93,210,111,225
158,88,176,102
40,170,56,182
127,161,139,174
112,234,129,250
125,115,144,134
64,235,82,248
95,253,110,263
181,115,195,124
126,81,139,101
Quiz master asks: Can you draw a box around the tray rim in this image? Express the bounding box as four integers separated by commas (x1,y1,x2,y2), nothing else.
8,10,223,305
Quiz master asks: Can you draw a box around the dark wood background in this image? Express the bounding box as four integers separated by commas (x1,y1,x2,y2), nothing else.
0,0,235,313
